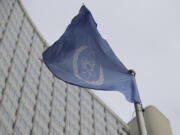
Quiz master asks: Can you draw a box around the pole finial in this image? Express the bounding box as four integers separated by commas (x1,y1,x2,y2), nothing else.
129,69,136,76
82,0,85,6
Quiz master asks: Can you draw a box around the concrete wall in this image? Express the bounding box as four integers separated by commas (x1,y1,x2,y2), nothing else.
128,106,173,135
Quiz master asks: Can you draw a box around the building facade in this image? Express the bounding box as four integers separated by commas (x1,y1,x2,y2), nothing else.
0,0,130,135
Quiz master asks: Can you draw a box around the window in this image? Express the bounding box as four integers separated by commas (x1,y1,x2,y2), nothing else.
3,93,17,116
19,102,32,122
0,65,6,85
14,127,22,135
11,64,24,81
54,86,66,98
51,116,61,128
5,23,18,42
1,46,12,64
66,119,79,135
53,95,65,107
19,30,32,47
39,81,51,97
3,37,15,55
9,14,21,33
23,81,36,100
0,2,11,20
93,100,104,113
22,91,34,109
37,99,50,117
13,55,26,72
50,128,60,135
13,2,23,19
26,71,36,87
8,72,22,91
14,51,26,67
39,89,51,106
54,78,66,89
6,83,19,103
11,7,23,26
0,122,9,135
35,110,48,129
17,114,28,130
52,104,65,119
23,18,33,34
0,105,13,128
16,114,31,134
0,56,9,76
16,46,28,64
33,121,46,135
14,58,24,72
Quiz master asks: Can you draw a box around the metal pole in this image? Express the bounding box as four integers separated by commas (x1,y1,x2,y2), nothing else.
134,102,147,135
129,69,147,135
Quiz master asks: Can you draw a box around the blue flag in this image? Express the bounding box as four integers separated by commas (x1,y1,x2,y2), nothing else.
42,5,141,103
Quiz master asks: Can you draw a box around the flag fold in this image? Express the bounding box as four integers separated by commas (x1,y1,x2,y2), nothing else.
42,5,141,103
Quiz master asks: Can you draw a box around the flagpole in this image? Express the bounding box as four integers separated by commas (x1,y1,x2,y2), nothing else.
129,69,147,135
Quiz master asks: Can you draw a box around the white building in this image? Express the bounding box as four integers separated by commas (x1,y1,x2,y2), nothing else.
0,0,130,135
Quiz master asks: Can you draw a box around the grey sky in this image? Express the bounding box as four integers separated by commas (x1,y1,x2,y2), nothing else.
22,0,180,134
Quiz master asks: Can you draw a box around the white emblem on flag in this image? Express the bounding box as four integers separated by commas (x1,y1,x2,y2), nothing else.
73,45,104,86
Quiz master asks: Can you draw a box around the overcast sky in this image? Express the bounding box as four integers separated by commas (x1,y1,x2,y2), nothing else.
22,0,180,134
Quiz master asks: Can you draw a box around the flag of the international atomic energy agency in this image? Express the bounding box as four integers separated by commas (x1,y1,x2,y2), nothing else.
42,5,141,103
